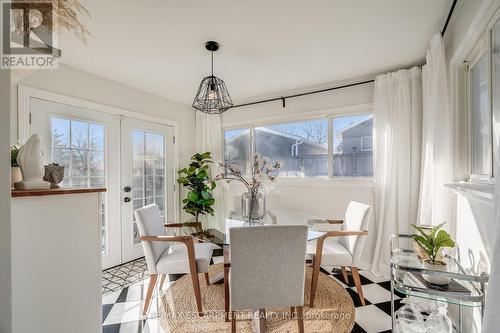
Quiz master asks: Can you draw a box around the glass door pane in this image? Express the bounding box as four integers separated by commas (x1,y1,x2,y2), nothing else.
121,117,174,263
131,130,166,245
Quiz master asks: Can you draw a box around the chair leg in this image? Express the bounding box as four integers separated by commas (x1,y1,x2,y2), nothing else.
159,274,166,290
185,239,204,316
290,306,295,316
351,267,365,306
143,274,158,315
297,306,305,333
190,269,203,316
231,311,237,333
341,266,349,284
309,240,324,308
205,272,210,285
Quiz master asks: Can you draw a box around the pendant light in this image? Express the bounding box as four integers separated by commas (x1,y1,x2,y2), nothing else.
192,41,233,114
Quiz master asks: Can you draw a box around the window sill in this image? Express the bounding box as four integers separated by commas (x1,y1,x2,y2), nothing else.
276,178,374,188
443,181,495,206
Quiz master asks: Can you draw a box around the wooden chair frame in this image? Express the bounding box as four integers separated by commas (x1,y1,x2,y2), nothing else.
139,223,207,317
309,226,368,307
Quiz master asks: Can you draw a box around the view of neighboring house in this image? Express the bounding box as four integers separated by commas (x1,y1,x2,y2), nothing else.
334,115,373,177
335,115,373,154
224,116,373,178
225,127,328,177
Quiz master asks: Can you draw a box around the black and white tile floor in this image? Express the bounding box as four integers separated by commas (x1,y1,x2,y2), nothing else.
102,257,403,333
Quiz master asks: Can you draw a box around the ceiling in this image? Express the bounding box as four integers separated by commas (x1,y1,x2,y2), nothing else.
59,0,453,106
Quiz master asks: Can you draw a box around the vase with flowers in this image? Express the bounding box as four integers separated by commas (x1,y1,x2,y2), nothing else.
216,154,281,224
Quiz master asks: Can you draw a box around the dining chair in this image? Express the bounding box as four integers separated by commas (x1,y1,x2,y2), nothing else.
229,225,308,333
307,201,372,307
134,204,216,316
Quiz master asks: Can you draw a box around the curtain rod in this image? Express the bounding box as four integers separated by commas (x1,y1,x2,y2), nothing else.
229,0,458,110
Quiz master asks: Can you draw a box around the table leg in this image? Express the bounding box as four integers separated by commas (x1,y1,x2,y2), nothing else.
224,245,230,322
252,309,267,333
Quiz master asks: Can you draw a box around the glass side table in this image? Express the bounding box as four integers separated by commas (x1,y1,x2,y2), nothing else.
390,234,489,332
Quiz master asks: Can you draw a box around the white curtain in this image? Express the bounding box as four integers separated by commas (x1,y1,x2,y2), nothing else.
417,34,454,228
195,111,225,231
370,66,423,276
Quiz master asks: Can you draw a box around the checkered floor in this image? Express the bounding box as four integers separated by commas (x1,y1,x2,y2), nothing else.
102,258,148,294
102,257,403,332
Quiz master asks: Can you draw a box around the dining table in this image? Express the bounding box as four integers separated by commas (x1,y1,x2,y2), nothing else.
189,216,327,333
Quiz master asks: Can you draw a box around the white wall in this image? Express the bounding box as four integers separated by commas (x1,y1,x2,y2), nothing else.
0,65,12,333
443,0,499,274
11,192,102,333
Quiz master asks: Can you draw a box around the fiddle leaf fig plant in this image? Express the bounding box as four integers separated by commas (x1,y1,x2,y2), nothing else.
177,152,216,222
410,222,455,265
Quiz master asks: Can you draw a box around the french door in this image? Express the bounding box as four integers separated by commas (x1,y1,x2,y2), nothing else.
120,117,175,263
28,94,176,269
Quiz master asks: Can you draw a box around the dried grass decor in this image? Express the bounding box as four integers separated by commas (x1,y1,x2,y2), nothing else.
11,0,91,43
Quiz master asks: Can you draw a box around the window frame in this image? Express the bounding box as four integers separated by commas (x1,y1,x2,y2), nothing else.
221,107,374,186
465,32,494,183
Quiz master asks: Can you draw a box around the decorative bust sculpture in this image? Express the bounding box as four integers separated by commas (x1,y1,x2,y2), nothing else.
14,134,51,190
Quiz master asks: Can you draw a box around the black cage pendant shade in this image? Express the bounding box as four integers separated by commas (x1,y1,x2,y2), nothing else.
192,41,233,114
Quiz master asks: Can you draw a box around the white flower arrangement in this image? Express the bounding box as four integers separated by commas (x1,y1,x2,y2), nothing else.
215,154,281,197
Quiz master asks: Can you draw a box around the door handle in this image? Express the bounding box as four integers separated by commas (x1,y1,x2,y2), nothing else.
123,186,131,193
124,197,131,203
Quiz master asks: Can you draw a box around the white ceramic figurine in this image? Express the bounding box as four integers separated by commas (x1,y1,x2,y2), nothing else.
14,134,51,190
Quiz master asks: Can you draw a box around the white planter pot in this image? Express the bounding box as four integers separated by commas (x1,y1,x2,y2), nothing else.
11,167,22,188
422,262,451,285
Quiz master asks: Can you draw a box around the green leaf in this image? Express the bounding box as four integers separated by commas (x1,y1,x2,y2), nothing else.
411,234,433,253
196,170,208,180
410,224,433,244
201,190,211,200
434,229,455,248
187,191,198,202
429,222,446,239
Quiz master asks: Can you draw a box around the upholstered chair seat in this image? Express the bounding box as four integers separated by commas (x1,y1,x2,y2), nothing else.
156,242,214,274
306,239,353,266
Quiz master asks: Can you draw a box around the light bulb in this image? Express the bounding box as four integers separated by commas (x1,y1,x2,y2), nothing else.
207,88,217,100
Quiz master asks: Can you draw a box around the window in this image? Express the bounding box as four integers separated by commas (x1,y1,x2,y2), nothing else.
222,113,373,180
51,116,106,187
224,128,251,175
333,115,373,178
467,37,492,180
255,119,328,178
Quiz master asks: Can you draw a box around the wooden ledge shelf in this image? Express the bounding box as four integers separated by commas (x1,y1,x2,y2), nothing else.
12,187,107,197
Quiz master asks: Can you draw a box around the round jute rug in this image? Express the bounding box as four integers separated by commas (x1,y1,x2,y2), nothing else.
158,264,355,332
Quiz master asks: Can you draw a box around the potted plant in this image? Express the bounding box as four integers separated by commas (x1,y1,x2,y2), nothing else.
410,222,456,285
177,152,217,236
11,145,22,188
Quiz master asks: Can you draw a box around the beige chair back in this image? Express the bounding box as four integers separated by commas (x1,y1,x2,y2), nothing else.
229,225,308,310
134,204,170,274
339,201,372,266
